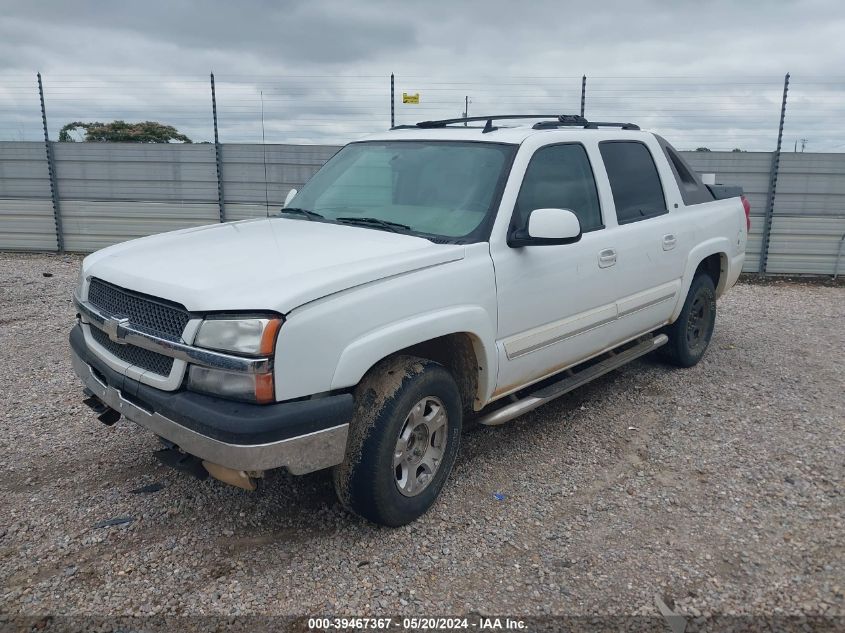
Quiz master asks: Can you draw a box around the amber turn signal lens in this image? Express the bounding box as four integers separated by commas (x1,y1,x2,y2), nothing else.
254,373,275,404
258,319,282,356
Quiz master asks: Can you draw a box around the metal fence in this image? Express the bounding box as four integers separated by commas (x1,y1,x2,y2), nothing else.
683,151,845,274
2,72,845,151
1,141,843,275
0,142,339,252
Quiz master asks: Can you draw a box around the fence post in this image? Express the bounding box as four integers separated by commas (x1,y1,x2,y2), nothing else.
580,75,586,117
758,72,789,275
390,73,395,128
210,73,225,223
37,72,64,253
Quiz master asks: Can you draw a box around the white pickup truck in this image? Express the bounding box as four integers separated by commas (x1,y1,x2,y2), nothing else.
70,114,749,525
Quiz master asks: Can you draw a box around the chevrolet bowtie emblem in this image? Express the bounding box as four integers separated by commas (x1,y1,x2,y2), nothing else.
103,316,130,344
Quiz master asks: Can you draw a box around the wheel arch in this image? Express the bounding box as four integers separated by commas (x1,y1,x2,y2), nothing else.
330,307,497,411
670,240,730,322
392,332,484,412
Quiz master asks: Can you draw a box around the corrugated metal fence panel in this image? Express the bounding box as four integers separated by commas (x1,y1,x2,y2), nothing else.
677,151,770,273
0,143,56,250
679,151,772,219
0,199,57,251
679,152,845,217
0,142,52,198
744,225,762,274
0,142,843,269
766,216,845,275
221,144,340,206
776,153,845,217
678,151,774,190
52,143,218,202
677,151,845,274
61,200,219,252
224,203,277,222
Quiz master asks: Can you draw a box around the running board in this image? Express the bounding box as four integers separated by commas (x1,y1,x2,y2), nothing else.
477,334,668,427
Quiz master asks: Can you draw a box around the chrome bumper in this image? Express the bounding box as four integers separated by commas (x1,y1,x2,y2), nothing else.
71,348,349,474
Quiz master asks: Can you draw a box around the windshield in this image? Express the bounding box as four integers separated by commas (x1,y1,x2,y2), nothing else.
285,141,516,240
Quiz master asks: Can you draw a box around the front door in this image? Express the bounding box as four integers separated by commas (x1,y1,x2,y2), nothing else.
490,142,620,400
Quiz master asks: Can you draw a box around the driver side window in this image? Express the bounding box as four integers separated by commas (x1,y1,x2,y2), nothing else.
513,144,603,233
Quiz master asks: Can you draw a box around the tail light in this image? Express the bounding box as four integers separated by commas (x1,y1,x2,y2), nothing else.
741,195,751,231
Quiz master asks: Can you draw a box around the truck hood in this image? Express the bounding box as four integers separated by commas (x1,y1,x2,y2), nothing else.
82,218,465,313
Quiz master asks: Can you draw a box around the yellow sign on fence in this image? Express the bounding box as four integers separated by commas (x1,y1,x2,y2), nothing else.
402,92,420,104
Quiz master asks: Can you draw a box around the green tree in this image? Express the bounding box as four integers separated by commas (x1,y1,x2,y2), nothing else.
695,147,711,152
58,120,192,143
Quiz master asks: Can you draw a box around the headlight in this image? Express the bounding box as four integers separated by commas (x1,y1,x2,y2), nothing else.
190,316,281,403
188,366,275,404
194,316,281,356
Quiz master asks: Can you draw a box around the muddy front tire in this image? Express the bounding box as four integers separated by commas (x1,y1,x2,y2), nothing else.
332,355,462,527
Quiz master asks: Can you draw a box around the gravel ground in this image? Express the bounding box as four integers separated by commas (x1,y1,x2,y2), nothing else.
1,252,843,627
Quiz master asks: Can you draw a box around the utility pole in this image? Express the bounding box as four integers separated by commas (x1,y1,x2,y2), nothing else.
464,96,469,125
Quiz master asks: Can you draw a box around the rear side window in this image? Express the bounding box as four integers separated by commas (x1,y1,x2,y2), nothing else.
665,145,697,186
599,141,666,224
660,140,715,205
514,143,602,232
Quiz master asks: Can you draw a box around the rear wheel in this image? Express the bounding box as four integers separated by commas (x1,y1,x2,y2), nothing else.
332,355,462,526
661,274,717,367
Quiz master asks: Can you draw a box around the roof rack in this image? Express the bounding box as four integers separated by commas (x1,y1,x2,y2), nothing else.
400,114,640,134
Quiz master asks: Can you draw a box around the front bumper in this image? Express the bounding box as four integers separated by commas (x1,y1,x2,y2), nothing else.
69,325,352,474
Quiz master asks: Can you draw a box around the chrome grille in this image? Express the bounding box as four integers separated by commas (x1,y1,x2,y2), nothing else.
87,278,190,341
86,278,190,378
89,326,175,376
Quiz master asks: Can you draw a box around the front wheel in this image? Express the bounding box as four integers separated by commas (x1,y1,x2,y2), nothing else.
661,274,717,367
332,355,462,526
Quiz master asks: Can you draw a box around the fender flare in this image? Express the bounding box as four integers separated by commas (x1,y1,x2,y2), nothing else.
330,306,498,406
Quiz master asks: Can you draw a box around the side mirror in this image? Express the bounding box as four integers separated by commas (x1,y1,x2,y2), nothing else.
508,208,582,247
283,188,298,208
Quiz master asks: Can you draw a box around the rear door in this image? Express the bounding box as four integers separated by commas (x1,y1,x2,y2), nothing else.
596,139,686,339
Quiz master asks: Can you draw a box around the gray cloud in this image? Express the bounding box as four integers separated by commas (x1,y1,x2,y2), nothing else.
4,0,417,64
0,0,843,150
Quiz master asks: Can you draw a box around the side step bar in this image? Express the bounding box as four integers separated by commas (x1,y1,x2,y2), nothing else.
477,334,668,427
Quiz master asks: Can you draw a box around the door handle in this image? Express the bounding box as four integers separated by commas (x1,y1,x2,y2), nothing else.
598,248,617,268
662,234,677,251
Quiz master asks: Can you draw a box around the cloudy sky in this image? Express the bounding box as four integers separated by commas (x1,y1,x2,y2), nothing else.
1,0,844,150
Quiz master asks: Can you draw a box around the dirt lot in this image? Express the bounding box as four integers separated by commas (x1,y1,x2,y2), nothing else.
1,253,843,626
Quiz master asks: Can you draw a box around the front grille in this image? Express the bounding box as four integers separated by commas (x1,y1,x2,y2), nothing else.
86,278,189,378
87,278,190,341
89,326,175,377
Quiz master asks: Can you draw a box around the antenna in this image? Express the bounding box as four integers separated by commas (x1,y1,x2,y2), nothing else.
260,90,270,217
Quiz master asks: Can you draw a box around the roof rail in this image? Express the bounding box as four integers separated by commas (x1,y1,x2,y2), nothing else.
533,118,640,131
415,114,563,129
403,114,640,133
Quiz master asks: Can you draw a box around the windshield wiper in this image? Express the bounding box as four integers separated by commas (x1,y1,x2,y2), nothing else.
279,207,324,221
336,217,411,233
